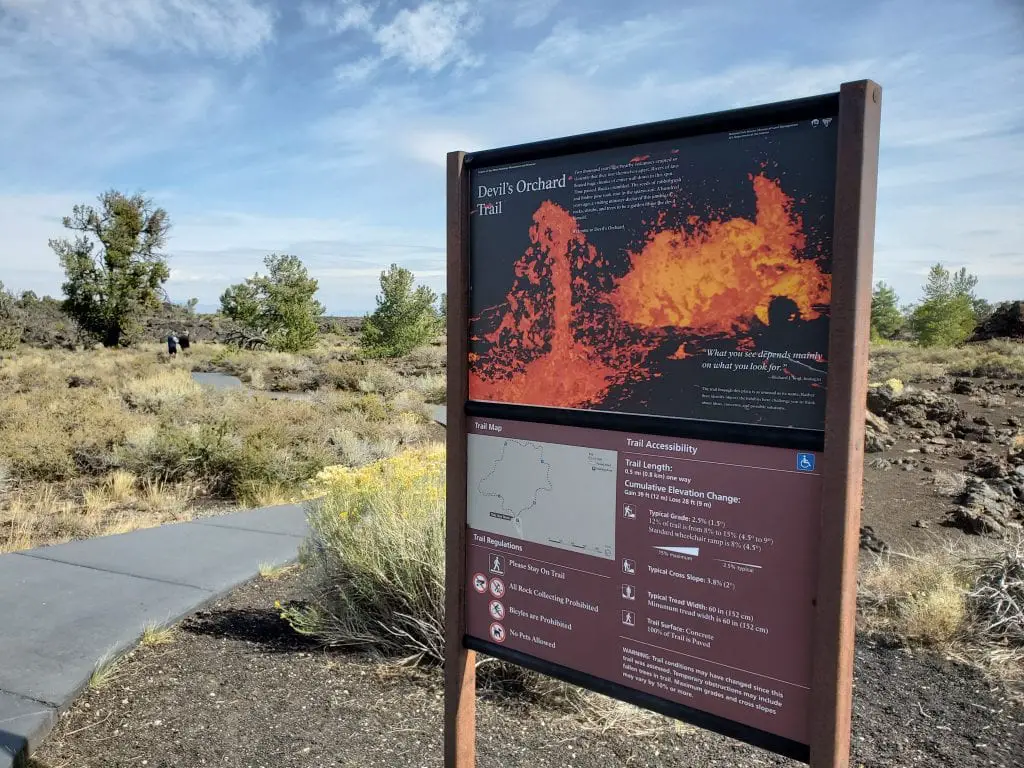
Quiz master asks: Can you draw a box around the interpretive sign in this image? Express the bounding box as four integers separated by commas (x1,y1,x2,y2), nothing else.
446,81,882,768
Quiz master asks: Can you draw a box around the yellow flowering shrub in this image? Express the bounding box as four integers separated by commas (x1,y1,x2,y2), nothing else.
305,442,444,520
287,443,447,663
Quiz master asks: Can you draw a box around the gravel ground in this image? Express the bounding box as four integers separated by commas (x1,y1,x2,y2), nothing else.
31,574,1024,768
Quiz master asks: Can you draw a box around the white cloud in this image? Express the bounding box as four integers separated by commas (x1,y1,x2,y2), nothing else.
510,0,560,28
305,0,481,76
334,56,380,84
404,129,482,167
301,0,375,32
372,0,480,72
334,0,375,32
0,0,274,57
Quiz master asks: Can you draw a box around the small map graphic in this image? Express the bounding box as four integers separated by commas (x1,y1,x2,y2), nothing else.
468,434,617,559
477,440,553,537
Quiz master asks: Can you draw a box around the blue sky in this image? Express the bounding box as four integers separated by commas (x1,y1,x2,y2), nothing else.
0,0,1021,314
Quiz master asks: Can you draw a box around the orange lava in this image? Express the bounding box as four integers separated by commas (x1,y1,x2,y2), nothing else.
468,173,830,410
669,343,690,360
609,174,830,334
469,202,629,407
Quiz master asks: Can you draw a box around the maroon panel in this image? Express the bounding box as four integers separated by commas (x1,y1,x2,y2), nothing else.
465,417,821,744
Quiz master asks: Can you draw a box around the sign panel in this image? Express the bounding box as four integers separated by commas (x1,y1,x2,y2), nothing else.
468,119,837,431
447,81,880,768
464,417,822,744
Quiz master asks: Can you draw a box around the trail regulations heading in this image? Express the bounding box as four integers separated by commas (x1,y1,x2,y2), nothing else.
468,120,837,431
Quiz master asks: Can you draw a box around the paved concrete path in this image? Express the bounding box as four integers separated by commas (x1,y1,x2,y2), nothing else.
0,504,308,768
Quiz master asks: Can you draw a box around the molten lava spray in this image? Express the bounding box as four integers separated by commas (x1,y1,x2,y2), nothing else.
610,174,830,333
469,203,629,408
468,174,830,410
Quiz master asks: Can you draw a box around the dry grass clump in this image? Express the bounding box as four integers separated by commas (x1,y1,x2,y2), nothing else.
0,344,442,551
0,480,195,554
121,369,203,413
968,537,1024,647
869,339,1024,383
356,361,407,396
859,545,974,646
859,539,1024,686
402,344,446,371
949,339,1024,379
140,621,176,647
932,469,970,498
88,651,124,690
411,373,446,404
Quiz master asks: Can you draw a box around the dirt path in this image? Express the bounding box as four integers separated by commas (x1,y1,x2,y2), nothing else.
31,573,1024,768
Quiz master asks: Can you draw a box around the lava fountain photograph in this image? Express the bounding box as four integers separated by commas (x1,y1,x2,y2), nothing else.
467,122,837,431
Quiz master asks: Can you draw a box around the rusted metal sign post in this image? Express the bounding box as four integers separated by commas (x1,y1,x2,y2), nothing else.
446,80,881,767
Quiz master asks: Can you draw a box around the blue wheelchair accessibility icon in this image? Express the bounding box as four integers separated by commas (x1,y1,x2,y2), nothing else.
796,453,816,472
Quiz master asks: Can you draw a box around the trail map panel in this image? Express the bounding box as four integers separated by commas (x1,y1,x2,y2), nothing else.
464,418,822,745
468,115,838,431
467,432,617,559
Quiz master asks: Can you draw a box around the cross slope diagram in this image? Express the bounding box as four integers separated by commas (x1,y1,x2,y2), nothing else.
467,434,617,559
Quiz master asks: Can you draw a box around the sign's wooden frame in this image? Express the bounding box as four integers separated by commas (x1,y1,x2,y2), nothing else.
444,79,881,768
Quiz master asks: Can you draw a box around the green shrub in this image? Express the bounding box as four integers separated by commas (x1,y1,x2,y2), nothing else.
220,254,324,352
355,393,390,421
870,281,904,340
907,264,980,347
0,281,22,351
360,265,439,358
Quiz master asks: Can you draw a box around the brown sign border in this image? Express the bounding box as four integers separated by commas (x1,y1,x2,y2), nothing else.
445,80,882,768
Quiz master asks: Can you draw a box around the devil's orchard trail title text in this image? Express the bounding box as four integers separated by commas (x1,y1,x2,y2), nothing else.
475,173,568,216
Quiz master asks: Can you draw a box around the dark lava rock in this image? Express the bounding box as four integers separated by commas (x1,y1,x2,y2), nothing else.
863,411,894,453
953,420,987,441
892,403,928,428
867,382,900,416
865,430,894,453
871,386,965,426
859,525,890,553
966,456,1011,479
969,299,1024,341
952,378,976,394
899,389,965,424
948,476,1023,536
